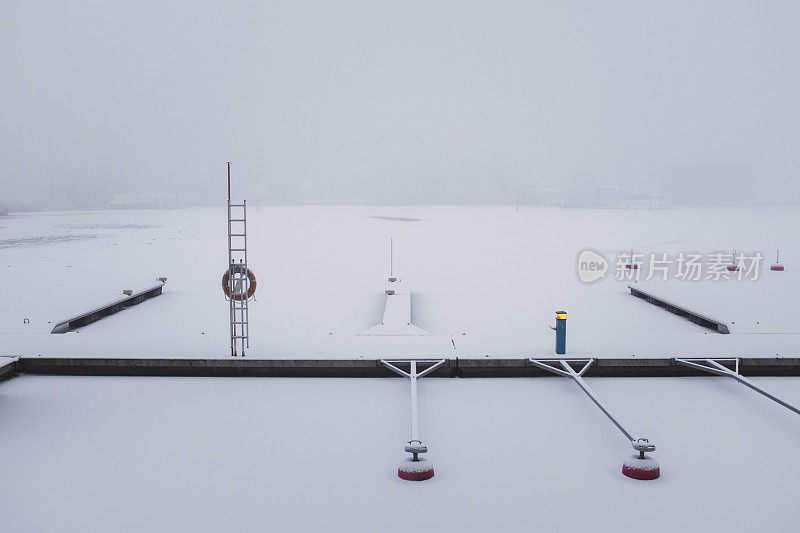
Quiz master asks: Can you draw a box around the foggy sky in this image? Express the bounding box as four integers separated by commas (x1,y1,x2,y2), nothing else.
2,1,799,206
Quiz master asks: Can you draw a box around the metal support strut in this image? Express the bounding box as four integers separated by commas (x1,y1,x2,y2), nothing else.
675,358,800,416
381,359,446,460
529,359,656,457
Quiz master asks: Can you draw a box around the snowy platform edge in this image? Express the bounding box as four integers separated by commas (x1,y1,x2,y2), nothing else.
7,356,800,379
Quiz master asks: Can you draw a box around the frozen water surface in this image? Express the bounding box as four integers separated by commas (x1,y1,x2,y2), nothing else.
0,206,796,358
0,374,798,532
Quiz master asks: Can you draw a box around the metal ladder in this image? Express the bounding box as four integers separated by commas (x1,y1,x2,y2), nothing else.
227,163,249,356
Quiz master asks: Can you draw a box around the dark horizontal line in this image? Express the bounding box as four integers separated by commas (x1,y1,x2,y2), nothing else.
5,357,800,379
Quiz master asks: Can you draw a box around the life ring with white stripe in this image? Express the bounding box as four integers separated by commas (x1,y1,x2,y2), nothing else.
222,265,257,300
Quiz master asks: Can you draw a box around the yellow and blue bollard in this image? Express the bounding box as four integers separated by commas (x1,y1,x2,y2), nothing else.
555,311,567,355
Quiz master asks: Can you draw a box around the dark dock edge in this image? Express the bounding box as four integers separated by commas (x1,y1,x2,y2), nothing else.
0,359,17,383
51,282,165,334
628,284,730,334
10,356,800,379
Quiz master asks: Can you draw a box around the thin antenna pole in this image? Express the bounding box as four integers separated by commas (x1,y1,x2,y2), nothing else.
390,237,394,278
227,162,231,202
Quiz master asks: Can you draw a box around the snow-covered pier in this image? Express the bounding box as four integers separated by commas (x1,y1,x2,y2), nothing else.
359,277,431,336
50,280,166,334
9,356,800,378
628,284,730,333
0,357,17,383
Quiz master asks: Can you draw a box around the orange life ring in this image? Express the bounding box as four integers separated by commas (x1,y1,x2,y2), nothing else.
222,265,257,300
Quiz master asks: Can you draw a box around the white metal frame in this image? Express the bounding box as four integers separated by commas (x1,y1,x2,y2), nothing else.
529,358,656,457
381,359,447,459
675,358,800,416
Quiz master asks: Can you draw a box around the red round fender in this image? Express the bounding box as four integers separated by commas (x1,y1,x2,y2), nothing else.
222,265,257,301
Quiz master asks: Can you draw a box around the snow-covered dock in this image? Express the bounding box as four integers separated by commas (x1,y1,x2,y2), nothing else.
50,280,166,333
11,356,800,378
0,356,17,383
359,277,431,336
630,274,799,335
628,284,730,333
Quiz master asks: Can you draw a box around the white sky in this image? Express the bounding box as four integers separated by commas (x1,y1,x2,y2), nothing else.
1,1,799,203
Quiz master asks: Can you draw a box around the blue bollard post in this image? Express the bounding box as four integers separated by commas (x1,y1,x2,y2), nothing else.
555,311,567,354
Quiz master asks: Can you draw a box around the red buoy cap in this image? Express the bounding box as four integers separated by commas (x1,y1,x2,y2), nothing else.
398,458,434,481
622,455,660,480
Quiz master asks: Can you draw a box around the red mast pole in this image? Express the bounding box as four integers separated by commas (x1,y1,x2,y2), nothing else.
226,161,233,356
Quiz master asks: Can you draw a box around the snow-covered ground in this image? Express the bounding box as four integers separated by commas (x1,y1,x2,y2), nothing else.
0,373,798,532
1,207,798,531
0,205,797,358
